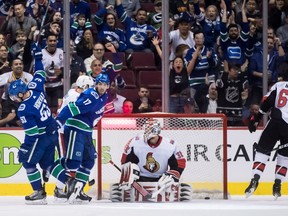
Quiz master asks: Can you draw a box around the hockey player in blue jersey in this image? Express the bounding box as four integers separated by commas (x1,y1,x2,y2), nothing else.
8,44,59,205
51,73,110,204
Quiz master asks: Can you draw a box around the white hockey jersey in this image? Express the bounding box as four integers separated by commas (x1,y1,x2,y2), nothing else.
264,81,288,124
121,135,186,179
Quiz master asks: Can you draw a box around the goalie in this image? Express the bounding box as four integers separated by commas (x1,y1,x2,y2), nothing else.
111,119,191,202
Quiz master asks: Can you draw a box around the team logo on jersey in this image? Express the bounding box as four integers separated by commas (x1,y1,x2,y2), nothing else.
143,152,160,173
225,86,239,103
28,82,37,89
18,104,26,111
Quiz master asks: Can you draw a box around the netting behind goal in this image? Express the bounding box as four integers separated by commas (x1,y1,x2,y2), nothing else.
95,113,228,200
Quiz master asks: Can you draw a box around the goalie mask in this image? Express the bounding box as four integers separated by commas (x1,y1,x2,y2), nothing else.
143,119,161,143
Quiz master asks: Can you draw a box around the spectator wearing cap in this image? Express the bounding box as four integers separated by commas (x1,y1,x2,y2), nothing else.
169,11,195,61
0,2,37,46
40,21,63,48
192,0,221,49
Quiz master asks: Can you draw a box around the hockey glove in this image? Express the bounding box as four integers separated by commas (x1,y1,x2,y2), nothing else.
31,42,43,60
119,162,140,190
248,112,263,133
18,143,33,162
158,170,180,190
46,118,62,135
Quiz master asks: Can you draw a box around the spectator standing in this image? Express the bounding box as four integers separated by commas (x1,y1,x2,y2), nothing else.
41,34,64,115
70,0,91,23
93,5,127,52
76,29,95,61
0,45,11,75
109,80,126,113
169,56,190,113
10,29,27,60
71,14,92,45
115,0,158,55
197,82,218,113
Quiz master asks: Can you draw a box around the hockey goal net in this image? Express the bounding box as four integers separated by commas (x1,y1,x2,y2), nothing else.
94,113,228,200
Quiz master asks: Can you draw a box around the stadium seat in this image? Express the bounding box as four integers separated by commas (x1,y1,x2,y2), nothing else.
120,69,137,88
140,3,155,13
129,52,157,71
119,88,138,102
138,70,162,88
148,88,162,102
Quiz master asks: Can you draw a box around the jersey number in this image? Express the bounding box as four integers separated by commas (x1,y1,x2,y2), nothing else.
277,89,288,107
40,101,51,121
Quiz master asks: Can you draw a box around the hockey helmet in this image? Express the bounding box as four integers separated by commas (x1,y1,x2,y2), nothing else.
76,75,94,90
143,119,161,143
8,79,28,102
95,73,110,85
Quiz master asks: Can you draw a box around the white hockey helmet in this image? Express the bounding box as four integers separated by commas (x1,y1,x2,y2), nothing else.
143,119,161,143
76,75,94,90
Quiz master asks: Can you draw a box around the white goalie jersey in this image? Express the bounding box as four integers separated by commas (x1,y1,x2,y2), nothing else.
121,135,186,180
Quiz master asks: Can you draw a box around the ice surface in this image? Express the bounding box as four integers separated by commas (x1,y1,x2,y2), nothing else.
0,196,287,216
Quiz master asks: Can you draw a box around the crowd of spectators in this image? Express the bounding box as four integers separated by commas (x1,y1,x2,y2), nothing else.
0,0,287,127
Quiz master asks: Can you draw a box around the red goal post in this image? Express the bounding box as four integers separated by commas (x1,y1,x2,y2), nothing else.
96,113,228,200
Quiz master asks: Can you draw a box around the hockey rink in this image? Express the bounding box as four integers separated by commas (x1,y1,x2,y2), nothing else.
0,196,288,216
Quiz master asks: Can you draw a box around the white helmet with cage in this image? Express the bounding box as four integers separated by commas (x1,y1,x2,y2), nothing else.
76,75,94,90
143,119,161,143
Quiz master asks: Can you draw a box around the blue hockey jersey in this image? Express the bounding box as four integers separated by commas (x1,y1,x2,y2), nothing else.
18,70,55,145
56,87,108,135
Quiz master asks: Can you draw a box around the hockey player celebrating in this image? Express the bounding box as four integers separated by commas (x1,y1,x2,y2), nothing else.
8,43,59,205
116,118,188,202
51,73,110,204
53,75,94,201
245,72,288,199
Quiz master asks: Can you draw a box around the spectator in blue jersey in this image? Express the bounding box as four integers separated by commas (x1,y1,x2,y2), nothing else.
247,36,285,105
115,0,158,55
70,0,91,23
51,73,110,204
93,5,127,52
191,0,221,49
184,30,218,104
70,13,92,45
219,0,253,72
7,43,59,204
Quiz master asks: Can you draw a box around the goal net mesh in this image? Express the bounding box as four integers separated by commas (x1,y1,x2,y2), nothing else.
92,114,228,200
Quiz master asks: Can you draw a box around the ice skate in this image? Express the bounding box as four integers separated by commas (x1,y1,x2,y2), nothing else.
66,176,77,198
245,174,260,198
54,187,67,203
25,185,47,205
272,179,281,200
72,190,92,204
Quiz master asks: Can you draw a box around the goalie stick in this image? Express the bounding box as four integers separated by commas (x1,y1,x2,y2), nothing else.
253,142,288,153
109,160,153,200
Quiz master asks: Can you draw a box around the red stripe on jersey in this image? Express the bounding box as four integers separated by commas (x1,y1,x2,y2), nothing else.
275,165,287,176
177,158,186,169
121,154,127,165
253,162,265,172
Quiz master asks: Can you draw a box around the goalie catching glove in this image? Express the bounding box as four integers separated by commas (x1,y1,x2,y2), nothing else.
248,111,263,133
158,170,180,191
119,162,140,190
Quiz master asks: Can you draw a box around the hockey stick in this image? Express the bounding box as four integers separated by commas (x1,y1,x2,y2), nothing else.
109,160,153,200
36,0,52,45
253,142,288,152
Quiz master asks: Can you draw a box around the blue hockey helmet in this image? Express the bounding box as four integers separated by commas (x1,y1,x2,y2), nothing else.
8,79,28,102
95,73,110,85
